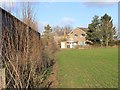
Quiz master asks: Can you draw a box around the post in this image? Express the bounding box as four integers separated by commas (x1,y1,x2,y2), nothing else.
0,8,6,89
0,68,6,89
0,7,2,68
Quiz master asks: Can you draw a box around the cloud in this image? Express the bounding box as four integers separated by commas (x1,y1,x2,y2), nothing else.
59,17,75,27
83,2,116,8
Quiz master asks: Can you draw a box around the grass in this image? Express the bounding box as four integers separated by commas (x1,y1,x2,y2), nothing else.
56,47,118,88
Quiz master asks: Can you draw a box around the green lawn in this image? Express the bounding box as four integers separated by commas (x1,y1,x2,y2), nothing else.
56,47,118,88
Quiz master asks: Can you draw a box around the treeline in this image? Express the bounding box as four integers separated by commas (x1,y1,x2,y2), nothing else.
86,14,118,47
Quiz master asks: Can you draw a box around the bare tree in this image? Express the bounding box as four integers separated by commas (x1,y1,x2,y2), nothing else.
21,2,38,31
2,0,14,13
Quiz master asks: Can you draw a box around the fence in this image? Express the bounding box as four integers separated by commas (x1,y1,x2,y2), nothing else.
0,7,42,88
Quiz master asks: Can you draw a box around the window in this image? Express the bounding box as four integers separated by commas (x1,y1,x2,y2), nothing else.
74,34,78,38
74,42,78,45
68,38,73,41
80,34,85,37
80,41,86,46
67,45,70,48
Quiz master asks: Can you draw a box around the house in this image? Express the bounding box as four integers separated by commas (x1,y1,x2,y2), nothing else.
61,27,88,48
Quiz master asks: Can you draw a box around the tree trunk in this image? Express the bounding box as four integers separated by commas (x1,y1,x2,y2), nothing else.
105,38,109,47
100,41,103,47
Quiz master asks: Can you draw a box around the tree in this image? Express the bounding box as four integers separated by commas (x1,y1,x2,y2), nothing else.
52,26,63,36
2,1,15,14
22,2,38,30
99,13,116,46
42,24,59,56
118,31,120,40
86,15,101,45
43,24,52,46
63,25,72,32
53,25,72,36
86,14,116,46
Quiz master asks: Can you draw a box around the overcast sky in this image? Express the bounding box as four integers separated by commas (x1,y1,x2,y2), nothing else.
0,2,118,33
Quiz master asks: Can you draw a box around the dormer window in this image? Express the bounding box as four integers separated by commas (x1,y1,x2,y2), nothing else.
74,34,78,38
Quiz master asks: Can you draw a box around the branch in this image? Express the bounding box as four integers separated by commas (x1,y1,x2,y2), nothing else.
2,54,23,88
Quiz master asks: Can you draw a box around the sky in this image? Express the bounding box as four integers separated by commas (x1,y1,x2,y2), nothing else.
0,2,118,33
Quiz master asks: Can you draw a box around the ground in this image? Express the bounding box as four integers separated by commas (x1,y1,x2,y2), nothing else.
55,47,118,88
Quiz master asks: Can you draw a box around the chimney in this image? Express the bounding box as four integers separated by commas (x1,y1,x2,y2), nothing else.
64,29,67,37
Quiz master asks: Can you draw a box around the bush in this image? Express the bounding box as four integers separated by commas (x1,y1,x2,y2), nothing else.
108,40,118,46
60,38,67,42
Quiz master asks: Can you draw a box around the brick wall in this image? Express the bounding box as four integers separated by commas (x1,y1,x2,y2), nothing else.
68,28,86,42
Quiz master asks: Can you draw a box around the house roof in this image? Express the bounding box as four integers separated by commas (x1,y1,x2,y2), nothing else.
68,27,88,35
78,27,89,32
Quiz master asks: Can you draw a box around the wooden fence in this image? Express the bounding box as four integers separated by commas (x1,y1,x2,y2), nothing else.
0,7,42,88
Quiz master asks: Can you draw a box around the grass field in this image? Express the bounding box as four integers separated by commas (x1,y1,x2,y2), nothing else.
56,47,118,88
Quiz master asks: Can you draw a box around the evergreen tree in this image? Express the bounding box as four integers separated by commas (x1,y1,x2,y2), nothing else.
43,24,52,45
86,14,116,46
86,15,100,44
99,13,116,46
